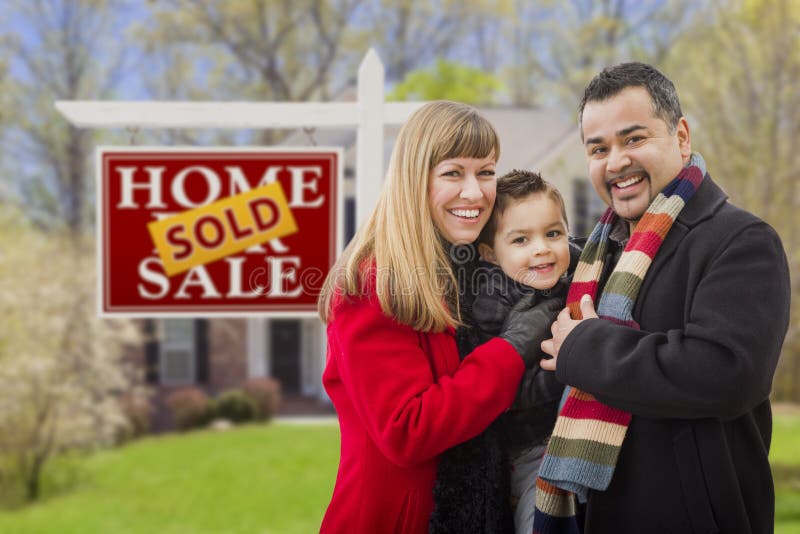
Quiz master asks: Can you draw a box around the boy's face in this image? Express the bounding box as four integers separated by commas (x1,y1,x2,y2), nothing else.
478,193,570,290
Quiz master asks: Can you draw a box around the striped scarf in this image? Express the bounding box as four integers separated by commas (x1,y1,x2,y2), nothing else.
532,153,706,534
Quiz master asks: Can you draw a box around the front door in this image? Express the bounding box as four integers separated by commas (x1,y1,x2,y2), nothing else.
270,319,301,394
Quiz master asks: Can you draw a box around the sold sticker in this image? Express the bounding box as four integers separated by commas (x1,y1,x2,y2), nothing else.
148,182,298,276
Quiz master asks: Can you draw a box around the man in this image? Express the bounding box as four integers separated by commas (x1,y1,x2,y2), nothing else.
539,62,790,533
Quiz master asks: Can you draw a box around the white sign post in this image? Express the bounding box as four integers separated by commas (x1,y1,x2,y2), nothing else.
55,48,424,228
56,49,423,396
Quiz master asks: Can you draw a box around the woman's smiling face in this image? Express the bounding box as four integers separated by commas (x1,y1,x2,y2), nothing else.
428,153,497,244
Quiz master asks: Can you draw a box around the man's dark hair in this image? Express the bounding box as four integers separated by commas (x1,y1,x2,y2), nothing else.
477,169,568,247
578,62,683,134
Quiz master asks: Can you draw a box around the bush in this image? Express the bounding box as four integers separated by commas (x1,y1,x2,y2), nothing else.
242,378,282,422
118,393,152,441
165,388,211,431
211,389,257,424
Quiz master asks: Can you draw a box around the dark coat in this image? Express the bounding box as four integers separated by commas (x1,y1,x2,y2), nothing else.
429,248,579,534
557,176,791,534
470,261,570,455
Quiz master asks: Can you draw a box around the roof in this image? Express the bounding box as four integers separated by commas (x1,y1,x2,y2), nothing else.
281,105,585,195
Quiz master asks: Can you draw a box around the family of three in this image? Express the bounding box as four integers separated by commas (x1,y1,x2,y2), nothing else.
317,62,791,534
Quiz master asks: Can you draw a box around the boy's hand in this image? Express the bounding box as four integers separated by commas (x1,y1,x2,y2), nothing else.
540,294,598,371
500,296,564,368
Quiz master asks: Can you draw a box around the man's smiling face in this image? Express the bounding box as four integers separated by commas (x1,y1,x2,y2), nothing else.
581,86,691,230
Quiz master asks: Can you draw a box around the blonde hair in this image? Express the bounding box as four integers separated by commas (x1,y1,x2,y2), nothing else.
318,101,500,332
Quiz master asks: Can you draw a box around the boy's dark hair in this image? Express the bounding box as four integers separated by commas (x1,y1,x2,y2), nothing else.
477,169,568,247
578,62,683,135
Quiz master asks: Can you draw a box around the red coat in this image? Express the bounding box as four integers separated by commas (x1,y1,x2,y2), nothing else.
320,286,524,533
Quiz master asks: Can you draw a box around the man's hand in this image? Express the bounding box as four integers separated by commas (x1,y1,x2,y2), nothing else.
540,294,598,371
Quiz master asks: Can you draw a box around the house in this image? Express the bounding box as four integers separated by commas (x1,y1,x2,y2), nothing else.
126,106,605,430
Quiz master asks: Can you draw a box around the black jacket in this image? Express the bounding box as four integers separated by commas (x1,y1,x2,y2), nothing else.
470,261,569,457
558,176,790,534
430,243,580,534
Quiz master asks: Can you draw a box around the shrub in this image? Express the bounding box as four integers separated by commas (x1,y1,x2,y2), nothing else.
0,219,142,501
211,389,257,424
166,388,211,431
242,378,282,422
118,392,152,441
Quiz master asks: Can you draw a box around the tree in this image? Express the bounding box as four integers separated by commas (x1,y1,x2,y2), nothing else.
0,207,142,502
358,0,498,83
135,0,363,145
389,59,505,104
1,0,132,237
0,1,145,504
135,0,505,104
493,0,698,107
146,0,365,101
666,0,800,400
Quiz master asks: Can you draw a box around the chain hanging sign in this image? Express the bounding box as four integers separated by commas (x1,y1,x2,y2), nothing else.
97,146,342,316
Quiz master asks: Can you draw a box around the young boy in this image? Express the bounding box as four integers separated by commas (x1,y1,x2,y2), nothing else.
475,169,577,534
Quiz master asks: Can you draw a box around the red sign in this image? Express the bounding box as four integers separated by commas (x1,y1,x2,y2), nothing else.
97,147,342,316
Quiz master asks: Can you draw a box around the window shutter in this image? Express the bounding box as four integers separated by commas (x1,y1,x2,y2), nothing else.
195,319,209,383
344,197,356,244
144,319,159,384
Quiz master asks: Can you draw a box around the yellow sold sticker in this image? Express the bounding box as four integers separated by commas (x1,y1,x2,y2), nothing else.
148,182,298,276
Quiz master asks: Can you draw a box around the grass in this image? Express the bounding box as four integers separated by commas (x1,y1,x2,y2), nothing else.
0,409,797,533
0,421,340,534
773,404,800,534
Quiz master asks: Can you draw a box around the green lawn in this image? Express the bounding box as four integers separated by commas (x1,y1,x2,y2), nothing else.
773,406,800,534
0,410,798,533
0,421,341,534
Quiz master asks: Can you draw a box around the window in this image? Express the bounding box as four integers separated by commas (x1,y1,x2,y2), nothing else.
159,319,196,385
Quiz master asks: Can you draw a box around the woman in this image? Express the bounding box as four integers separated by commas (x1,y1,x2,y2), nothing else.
318,101,558,533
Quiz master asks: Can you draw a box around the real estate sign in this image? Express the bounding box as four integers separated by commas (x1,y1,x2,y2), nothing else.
97,147,342,316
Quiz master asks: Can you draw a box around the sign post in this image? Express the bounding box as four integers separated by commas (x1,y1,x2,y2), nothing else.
56,49,424,230
56,50,424,396
55,49,426,317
